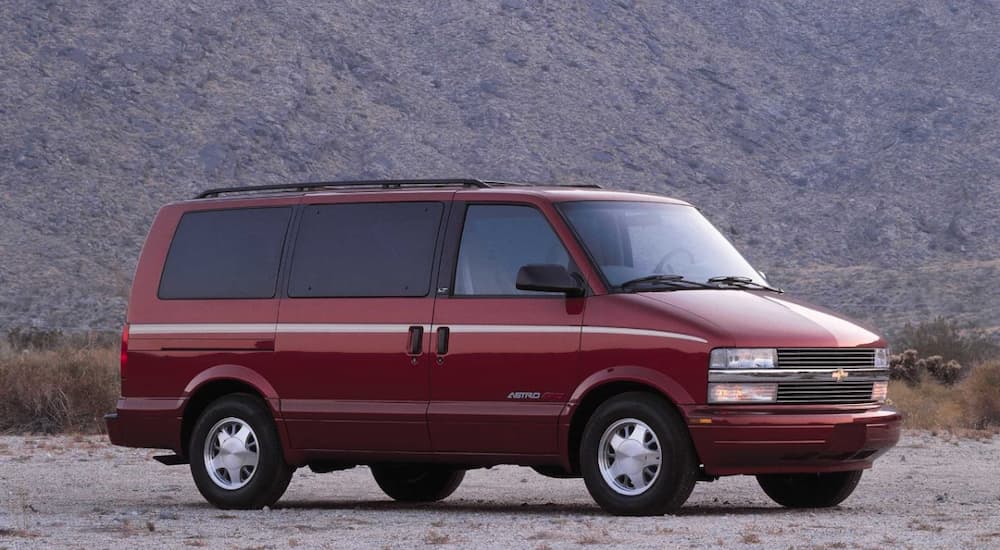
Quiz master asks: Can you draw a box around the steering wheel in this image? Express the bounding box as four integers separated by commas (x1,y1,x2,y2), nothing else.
653,248,695,274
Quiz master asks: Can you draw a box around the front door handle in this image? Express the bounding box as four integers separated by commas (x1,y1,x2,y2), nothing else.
407,326,424,355
436,327,450,355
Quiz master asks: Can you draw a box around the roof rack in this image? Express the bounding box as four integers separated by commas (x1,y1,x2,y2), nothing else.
195,179,489,199
194,178,602,199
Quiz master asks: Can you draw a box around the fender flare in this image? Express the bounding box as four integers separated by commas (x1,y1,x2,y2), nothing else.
183,364,282,417
557,365,695,469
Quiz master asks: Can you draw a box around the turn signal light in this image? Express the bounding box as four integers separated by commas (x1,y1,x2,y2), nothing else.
708,383,778,404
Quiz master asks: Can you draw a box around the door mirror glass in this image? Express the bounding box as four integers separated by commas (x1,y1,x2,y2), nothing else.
515,264,584,297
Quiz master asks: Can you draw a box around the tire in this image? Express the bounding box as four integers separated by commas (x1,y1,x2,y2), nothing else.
756,470,863,508
580,392,698,516
370,464,465,502
189,393,293,509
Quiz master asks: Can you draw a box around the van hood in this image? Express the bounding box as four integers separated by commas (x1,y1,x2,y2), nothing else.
636,290,883,348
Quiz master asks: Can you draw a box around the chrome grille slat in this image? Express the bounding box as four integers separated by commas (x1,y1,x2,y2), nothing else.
777,380,875,404
777,348,876,371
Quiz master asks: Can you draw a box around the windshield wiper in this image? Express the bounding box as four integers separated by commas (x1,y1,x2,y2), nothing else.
619,274,715,292
707,275,784,293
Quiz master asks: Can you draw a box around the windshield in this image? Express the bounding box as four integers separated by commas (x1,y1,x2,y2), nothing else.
558,201,765,289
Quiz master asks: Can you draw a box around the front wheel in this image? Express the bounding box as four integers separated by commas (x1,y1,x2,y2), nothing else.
580,392,698,516
370,464,465,502
756,470,863,508
189,393,293,509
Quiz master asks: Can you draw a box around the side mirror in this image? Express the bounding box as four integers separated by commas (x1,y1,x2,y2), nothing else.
516,264,585,297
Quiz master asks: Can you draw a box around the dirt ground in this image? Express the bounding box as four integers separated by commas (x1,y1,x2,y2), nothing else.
1,431,998,549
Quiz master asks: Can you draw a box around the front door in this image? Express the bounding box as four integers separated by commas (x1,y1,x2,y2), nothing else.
275,197,449,453
429,203,585,456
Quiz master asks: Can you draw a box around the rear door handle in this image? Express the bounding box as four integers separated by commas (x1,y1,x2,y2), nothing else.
407,326,424,355
436,327,450,355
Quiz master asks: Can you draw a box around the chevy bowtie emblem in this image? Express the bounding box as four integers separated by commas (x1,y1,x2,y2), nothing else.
832,368,849,382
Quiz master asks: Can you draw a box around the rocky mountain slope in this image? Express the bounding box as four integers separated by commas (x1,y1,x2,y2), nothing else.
1,1,998,335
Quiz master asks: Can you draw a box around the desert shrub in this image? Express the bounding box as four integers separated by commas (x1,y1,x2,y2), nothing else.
4,327,118,353
925,355,962,386
6,327,65,351
889,359,1000,432
890,349,965,386
962,360,1000,429
0,347,119,433
889,349,922,384
892,317,998,368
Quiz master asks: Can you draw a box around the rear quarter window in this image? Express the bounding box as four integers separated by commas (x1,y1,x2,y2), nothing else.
157,207,291,300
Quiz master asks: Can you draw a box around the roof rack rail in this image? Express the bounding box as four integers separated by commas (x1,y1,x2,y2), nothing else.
482,180,603,189
194,178,489,199
194,178,602,199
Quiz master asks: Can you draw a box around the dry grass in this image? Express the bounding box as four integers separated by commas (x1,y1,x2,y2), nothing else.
0,346,119,434
889,360,1000,432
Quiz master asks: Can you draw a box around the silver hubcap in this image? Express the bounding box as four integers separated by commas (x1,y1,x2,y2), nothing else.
598,418,662,496
203,417,259,490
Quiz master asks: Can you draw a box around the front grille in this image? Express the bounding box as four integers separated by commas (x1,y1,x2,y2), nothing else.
776,381,875,404
777,348,875,369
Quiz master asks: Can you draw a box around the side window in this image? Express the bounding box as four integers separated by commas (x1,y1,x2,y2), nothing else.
288,202,443,297
158,207,291,299
454,204,571,296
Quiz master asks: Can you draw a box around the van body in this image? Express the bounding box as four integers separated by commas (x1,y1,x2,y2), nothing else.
106,179,901,515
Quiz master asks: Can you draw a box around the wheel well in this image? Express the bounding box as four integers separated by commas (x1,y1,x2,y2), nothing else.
566,382,684,474
180,380,268,458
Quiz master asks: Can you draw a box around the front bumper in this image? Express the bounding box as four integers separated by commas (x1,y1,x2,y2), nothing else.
684,404,901,476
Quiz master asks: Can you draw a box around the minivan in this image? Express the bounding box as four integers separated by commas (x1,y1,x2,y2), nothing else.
106,179,900,516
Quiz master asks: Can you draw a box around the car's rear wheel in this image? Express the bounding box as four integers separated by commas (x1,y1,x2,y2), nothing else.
580,392,698,516
370,464,465,502
189,393,293,509
756,470,863,508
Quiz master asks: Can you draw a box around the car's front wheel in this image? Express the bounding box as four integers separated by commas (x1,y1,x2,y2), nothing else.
756,470,863,508
580,392,698,516
189,393,294,509
370,464,465,502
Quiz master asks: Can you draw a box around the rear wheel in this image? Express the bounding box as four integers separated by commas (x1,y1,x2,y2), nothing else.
370,464,465,502
756,470,863,508
189,393,293,509
580,392,698,516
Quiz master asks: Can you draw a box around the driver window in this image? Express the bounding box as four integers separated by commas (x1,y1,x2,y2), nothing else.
454,204,570,296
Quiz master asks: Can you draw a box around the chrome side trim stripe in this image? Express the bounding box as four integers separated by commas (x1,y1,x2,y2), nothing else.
582,326,708,344
277,324,429,334
129,323,707,344
129,323,277,335
447,324,580,334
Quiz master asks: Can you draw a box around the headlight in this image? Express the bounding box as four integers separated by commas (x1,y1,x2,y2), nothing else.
874,348,888,369
710,348,777,369
708,383,778,404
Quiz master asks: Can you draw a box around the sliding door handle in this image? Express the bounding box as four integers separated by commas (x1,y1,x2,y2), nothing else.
436,327,450,355
407,326,424,355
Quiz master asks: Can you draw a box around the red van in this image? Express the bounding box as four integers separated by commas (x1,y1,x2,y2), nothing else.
106,179,900,515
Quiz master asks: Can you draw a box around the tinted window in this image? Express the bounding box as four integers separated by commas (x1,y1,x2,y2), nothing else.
158,207,291,299
454,205,570,296
288,202,443,297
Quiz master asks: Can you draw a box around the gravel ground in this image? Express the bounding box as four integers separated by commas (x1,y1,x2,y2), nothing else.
1,431,998,549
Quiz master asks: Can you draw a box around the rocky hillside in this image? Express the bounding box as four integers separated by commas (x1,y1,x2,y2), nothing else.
2,1,998,335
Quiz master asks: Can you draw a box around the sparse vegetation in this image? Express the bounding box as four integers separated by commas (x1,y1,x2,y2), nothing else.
0,328,119,434
889,360,1000,432
890,350,962,386
891,316,998,368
